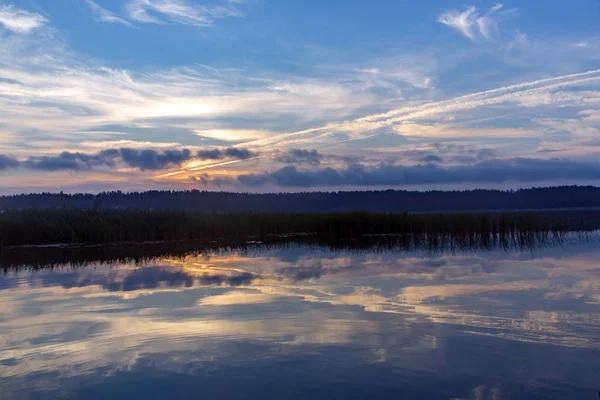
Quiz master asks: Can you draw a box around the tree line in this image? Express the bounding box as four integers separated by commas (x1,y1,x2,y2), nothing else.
1,186,600,213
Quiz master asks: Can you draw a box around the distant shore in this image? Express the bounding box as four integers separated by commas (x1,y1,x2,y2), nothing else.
3,186,600,214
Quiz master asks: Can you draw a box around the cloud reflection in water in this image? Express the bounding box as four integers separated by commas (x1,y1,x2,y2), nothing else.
1,241,600,399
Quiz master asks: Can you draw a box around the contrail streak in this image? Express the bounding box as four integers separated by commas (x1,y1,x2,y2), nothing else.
357,68,600,123
242,69,600,149
157,158,257,178
155,69,600,178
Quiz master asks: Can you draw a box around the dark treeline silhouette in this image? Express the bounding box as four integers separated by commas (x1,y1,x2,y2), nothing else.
2,186,600,213
1,208,597,249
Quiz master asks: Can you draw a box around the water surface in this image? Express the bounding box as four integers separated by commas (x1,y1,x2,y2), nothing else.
1,240,599,399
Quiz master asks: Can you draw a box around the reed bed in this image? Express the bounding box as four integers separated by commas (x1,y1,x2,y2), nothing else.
1,207,596,248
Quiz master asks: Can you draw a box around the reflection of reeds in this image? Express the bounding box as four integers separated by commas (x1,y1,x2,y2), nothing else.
0,232,590,272
1,208,599,271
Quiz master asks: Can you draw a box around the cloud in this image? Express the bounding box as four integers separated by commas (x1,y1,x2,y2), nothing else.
190,173,233,186
195,129,272,142
240,70,600,152
277,265,326,281
0,154,19,170
432,143,497,162
0,5,47,33
386,149,445,164
237,158,600,187
86,0,244,29
196,147,257,161
196,149,225,160
438,4,514,41
64,267,194,292
199,272,256,286
198,291,277,306
275,149,324,166
24,150,118,172
80,140,183,150
400,281,546,304
125,0,241,26
0,34,376,144
476,3,506,39
419,154,443,163
85,0,133,27
438,6,479,40
507,31,528,49
118,148,193,170
17,147,259,172
223,147,256,159
57,267,258,292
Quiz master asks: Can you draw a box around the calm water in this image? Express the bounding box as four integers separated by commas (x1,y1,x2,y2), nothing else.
1,239,600,399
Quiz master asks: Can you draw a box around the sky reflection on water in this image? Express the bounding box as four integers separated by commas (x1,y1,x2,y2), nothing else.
1,241,600,399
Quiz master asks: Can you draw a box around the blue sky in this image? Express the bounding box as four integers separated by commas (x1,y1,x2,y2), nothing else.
1,0,600,193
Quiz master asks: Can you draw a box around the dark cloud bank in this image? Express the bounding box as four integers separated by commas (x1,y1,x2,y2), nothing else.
4,146,600,188
197,147,256,161
0,154,20,170
275,149,324,166
1,147,257,172
237,158,600,187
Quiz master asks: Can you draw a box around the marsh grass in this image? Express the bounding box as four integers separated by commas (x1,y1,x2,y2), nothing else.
1,208,593,247
1,208,598,271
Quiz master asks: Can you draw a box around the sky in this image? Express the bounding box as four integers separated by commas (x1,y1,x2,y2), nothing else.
0,0,600,193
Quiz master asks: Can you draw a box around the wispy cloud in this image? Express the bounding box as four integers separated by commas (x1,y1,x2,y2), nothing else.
125,0,241,26
0,30,381,145
0,5,47,33
239,69,600,150
438,4,515,41
85,0,133,27
438,6,478,40
507,30,528,49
